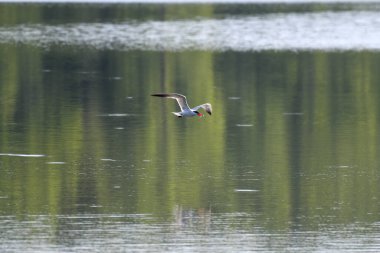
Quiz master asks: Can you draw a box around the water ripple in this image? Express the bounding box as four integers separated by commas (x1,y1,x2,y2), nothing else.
0,11,380,51
0,153,45,157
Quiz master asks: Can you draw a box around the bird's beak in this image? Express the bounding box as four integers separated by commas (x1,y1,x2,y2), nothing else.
197,112,204,117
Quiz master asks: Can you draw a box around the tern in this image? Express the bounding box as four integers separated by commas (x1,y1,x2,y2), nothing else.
151,93,212,118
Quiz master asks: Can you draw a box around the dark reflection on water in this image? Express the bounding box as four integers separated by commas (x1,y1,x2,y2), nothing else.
1,2,380,252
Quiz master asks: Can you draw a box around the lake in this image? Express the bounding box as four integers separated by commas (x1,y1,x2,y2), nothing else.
1,1,380,252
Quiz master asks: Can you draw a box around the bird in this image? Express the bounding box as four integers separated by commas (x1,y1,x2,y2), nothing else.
151,93,212,118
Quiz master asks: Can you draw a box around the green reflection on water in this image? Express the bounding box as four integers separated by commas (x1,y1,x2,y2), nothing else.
0,4,380,235
1,45,380,229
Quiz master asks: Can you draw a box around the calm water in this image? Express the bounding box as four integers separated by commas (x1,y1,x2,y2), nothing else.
1,2,380,252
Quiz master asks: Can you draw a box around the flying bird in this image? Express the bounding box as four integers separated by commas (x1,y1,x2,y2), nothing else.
151,93,212,118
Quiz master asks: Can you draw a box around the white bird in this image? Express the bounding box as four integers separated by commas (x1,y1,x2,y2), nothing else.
151,93,212,118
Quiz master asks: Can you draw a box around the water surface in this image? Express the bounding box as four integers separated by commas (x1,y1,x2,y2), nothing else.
1,8,380,51
1,2,380,252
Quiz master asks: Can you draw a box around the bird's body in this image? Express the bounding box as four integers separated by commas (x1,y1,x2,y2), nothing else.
151,93,212,118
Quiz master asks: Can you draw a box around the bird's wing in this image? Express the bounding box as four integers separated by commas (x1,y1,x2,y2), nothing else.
151,93,190,111
192,103,212,115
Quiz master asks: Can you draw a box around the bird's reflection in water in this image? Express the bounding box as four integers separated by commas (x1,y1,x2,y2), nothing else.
172,205,211,231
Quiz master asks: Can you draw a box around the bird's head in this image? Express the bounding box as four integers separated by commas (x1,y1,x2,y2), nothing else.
194,111,203,117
